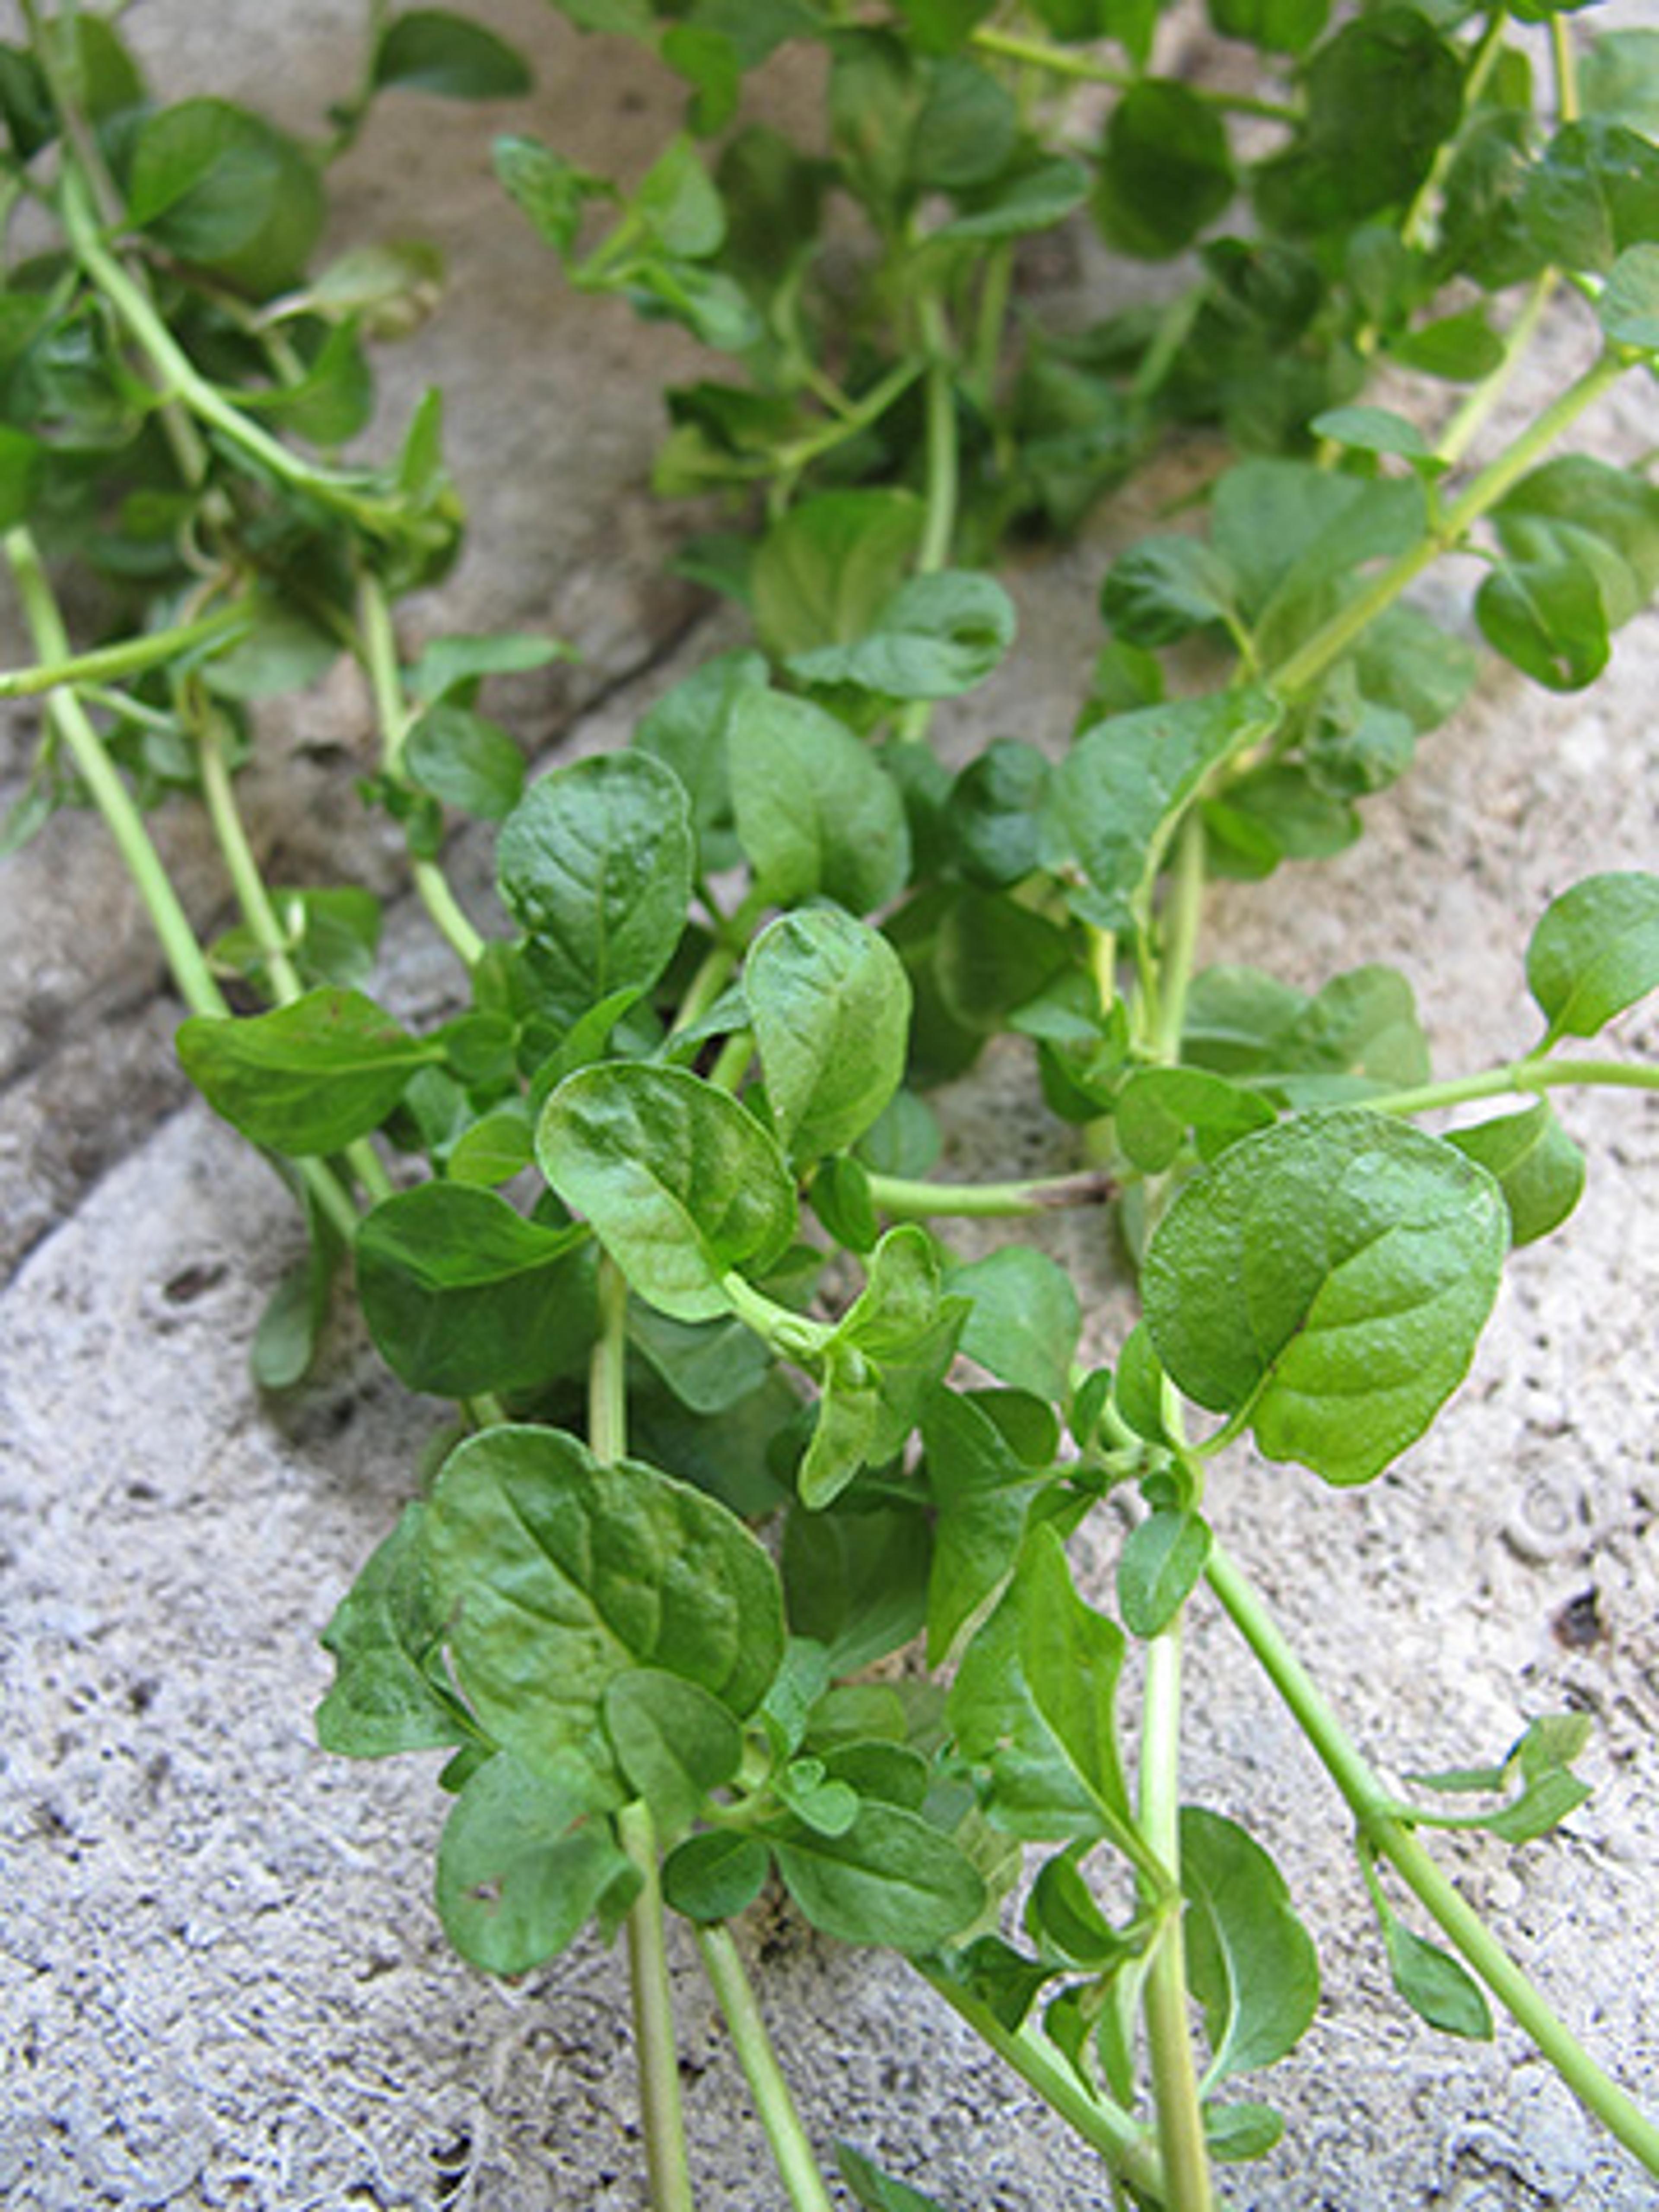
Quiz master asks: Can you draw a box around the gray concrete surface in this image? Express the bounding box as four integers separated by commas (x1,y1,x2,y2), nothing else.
2,5,1656,2207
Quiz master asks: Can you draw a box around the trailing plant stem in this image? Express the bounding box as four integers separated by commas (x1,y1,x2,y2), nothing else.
1268,348,1634,701
1205,1543,1659,2178
0,601,254,699
863,1166,1116,1220
590,1254,629,1467
617,1803,696,2212
917,1963,1166,2203
968,25,1298,121
1371,1056,1659,1116
1138,1625,1214,2212
694,1926,835,2212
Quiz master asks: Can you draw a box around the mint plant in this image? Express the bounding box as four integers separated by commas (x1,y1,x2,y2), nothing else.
5,2,1659,2206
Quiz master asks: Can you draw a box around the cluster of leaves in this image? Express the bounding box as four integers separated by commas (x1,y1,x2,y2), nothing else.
8,2,1659,2205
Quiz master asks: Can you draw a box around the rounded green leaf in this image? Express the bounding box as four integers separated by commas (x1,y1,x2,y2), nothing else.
1444,1102,1586,1248
661,1829,771,1924
177,988,432,1155
373,10,533,100
1182,1807,1320,2082
747,907,912,1165
426,1424,786,1773
772,1802,985,1951
496,752,693,1023
538,1063,797,1322
728,689,910,914
435,1752,634,1977
1526,870,1659,1040
1143,1110,1508,1485
602,1670,744,1840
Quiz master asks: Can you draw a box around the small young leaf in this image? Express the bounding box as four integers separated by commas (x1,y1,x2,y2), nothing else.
1143,1111,1509,1485
1378,1908,1494,2040
374,11,533,101
177,989,433,1155
1526,871,1659,1040
1204,2101,1286,2161
602,1670,744,1840
1520,120,1659,274
922,1384,1040,1664
747,907,912,1165
356,1183,594,1398
407,630,568,702
1181,1807,1319,2083
772,1802,985,1950
435,1751,633,1976
1599,242,1659,350
538,1063,797,1322
1100,534,1241,648
661,1829,771,1923
835,2142,951,2212
786,571,1017,700
1114,1067,1276,1172
751,489,925,661
632,647,767,873
1443,1102,1586,1248
947,739,1050,889
1118,1510,1211,1639
405,702,525,819
126,98,324,287
1024,1850,1131,1969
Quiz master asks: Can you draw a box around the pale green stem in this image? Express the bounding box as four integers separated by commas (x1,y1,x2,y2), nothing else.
617,1803,696,2212
694,1926,835,2212
356,574,486,970
917,1963,1166,2203
0,599,254,699
195,709,393,1205
1368,1055,1659,1117
1267,349,1634,700
6,527,222,1018
1205,1541,1659,2177
591,1264,695,2212
1437,271,1559,470
707,1028,753,1095
1151,816,1206,1065
1138,1628,1214,2212
894,291,959,746
862,1166,1117,1220
968,25,1298,121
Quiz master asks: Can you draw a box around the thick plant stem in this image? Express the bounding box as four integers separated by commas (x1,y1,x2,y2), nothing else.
1205,1542,1659,2179
917,1963,1166,2204
618,1804,696,2212
589,1254,629,1467
1138,1628,1214,2212
694,1926,834,2212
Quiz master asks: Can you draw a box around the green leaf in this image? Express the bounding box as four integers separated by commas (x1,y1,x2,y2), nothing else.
1114,1067,1277,1172
922,1385,1040,1664
408,630,568,702
1599,242,1659,350
1182,1808,1319,2084
126,99,324,289
447,1103,536,1188
317,1505,476,1758
496,752,693,1023
1581,31,1659,137
1204,2101,1285,2162
1024,1851,1132,1970
629,1305,772,1417
751,490,925,660
1118,1510,1212,1639
772,1802,985,1950
935,151,1090,242
1094,79,1235,259
494,134,612,256
787,571,1017,701
177,988,432,1155
1212,460,1426,645
426,1425,785,1775
435,1751,634,1976
1526,871,1659,1040
405,702,525,819
1143,1111,1509,1485
783,1507,931,1675
632,648,767,874
1444,1103,1586,1249
1521,120,1659,273
747,908,912,1166
661,1829,771,1923
1389,309,1506,383
1477,456,1659,691
946,1245,1080,1401
1100,535,1241,647
1378,1908,1494,2040
728,689,910,914
1310,405,1438,464
538,1062,797,1322
602,1670,744,1840
947,740,1050,890
835,2143,950,2212
1047,692,1278,932
0,422,40,531
1206,0,1327,56
356,1183,593,1398
251,1186,343,1390
374,11,533,100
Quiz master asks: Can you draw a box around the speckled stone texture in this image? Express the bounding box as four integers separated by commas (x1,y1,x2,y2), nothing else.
2,6,1656,2208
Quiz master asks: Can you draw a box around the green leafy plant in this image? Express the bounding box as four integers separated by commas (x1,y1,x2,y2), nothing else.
6,2,1659,2206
